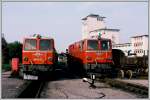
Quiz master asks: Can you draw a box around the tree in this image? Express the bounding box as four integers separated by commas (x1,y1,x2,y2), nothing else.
7,41,22,63
2,35,9,64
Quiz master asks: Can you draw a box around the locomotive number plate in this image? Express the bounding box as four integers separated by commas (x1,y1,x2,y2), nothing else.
23,74,38,80
96,52,101,55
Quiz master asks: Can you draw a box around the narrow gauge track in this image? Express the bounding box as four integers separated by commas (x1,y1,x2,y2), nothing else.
17,81,45,98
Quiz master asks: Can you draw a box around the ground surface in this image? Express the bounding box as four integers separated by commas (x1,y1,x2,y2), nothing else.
40,69,143,99
2,71,27,98
2,69,148,99
40,78,140,99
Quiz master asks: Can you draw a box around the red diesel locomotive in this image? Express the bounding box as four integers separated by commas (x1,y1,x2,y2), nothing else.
68,38,114,76
22,34,57,79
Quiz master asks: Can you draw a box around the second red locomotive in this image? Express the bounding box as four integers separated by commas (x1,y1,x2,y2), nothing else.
68,38,114,77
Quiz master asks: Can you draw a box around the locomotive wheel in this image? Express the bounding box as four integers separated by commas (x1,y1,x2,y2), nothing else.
118,70,124,79
126,70,132,79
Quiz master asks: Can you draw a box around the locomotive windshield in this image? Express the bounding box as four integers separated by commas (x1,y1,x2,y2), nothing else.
101,40,110,50
87,40,98,50
24,39,37,50
40,39,52,51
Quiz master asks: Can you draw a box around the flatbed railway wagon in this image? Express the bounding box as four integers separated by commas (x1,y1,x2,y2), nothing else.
67,38,116,77
112,49,148,79
21,34,57,80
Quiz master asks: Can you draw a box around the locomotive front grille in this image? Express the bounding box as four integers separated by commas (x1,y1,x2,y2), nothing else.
85,63,112,70
23,64,53,72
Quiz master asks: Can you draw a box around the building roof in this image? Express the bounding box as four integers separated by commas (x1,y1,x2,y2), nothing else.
114,43,131,46
82,14,106,20
90,28,120,33
131,34,149,38
115,43,131,45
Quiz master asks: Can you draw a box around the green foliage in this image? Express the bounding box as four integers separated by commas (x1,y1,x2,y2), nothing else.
2,64,11,71
2,37,9,64
7,41,22,63
2,35,22,71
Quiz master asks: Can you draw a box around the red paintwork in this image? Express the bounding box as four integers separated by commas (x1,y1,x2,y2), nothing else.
22,51,54,64
22,37,55,65
68,38,113,65
11,58,19,72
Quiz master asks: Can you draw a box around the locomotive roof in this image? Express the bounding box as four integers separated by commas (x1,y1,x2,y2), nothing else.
85,38,111,41
70,38,111,45
23,34,54,39
24,36,53,39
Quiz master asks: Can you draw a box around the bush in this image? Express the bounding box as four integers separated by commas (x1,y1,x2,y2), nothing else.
2,64,11,71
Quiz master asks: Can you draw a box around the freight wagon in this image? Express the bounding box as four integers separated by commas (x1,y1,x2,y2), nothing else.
112,49,148,79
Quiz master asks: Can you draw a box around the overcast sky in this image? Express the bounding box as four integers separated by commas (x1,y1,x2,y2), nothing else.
2,2,148,52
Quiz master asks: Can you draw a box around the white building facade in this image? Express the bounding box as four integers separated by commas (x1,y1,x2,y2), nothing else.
113,34,149,57
82,14,120,45
130,35,149,57
82,14,106,39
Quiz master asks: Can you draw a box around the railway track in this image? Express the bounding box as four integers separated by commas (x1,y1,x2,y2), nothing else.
62,67,148,98
98,78,148,98
17,81,45,98
16,67,148,98
55,67,148,98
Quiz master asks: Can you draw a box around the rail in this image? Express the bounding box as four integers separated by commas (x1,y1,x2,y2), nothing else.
99,78,148,98
17,81,45,98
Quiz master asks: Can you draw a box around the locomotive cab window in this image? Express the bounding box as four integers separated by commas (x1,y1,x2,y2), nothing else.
40,39,52,51
87,40,98,50
101,40,110,50
79,41,84,51
24,39,37,50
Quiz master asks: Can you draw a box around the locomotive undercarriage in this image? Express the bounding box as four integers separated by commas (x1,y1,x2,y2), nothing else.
83,63,116,78
116,64,148,79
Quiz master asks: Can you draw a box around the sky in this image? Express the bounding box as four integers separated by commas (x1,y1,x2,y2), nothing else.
2,2,148,53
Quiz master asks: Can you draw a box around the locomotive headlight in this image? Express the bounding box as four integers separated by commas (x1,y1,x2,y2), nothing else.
24,57,28,61
48,57,52,61
86,56,92,60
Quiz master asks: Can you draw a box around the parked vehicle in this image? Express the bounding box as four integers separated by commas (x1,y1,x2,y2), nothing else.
67,38,115,77
112,49,148,79
21,34,57,80
57,53,68,68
